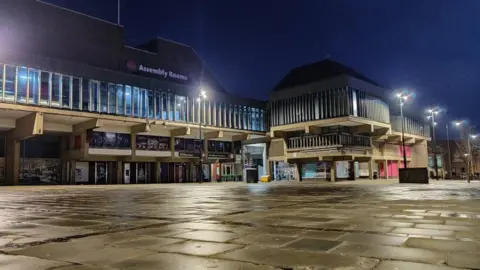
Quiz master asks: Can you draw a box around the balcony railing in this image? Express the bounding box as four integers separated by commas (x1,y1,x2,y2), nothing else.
287,134,371,150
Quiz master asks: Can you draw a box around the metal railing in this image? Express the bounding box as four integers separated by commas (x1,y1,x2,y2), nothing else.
287,134,371,149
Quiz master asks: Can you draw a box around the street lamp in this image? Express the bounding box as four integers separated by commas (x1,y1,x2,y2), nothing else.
455,121,476,183
396,91,413,169
426,107,442,180
197,90,207,183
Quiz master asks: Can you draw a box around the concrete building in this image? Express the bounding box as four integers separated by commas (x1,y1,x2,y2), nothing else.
267,60,431,181
0,0,266,185
0,0,431,185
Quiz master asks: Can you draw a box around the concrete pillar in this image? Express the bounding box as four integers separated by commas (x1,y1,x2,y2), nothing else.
70,160,76,185
384,160,389,179
5,133,20,185
116,161,123,184
330,162,336,182
368,159,374,180
155,161,161,183
262,143,268,176
294,163,301,181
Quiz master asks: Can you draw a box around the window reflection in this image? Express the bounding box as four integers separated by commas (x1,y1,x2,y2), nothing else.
4,65,15,102
17,66,28,103
133,87,139,117
28,69,39,105
90,80,99,112
51,73,61,107
100,82,108,113
148,90,154,118
116,84,124,115
82,78,89,110
175,95,186,121
0,64,3,99
125,85,132,116
62,75,71,108
108,83,116,114
72,77,80,110
40,71,50,105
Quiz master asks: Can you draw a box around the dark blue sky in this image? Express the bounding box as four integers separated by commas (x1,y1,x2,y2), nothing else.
46,0,480,131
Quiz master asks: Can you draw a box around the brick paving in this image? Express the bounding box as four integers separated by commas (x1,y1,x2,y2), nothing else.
0,180,479,269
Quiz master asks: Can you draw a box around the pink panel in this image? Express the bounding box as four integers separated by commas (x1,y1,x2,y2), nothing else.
399,145,412,158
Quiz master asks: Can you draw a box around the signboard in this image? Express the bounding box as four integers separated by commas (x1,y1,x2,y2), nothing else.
136,135,170,151
75,162,89,183
88,131,131,149
208,153,231,159
301,162,331,179
126,60,188,81
179,152,201,158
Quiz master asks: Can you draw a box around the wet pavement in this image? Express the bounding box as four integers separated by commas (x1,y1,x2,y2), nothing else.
0,180,480,269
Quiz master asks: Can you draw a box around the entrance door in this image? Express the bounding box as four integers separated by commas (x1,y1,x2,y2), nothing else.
137,163,148,183
124,163,131,184
95,162,107,184
174,163,187,183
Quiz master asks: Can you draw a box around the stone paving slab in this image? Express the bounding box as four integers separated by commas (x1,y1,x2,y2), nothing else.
0,181,480,269
0,253,71,270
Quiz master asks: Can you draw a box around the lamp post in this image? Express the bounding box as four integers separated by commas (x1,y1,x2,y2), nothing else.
455,121,476,183
427,107,441,180
197,90,207,183
396,92,412,169
446,123,452,179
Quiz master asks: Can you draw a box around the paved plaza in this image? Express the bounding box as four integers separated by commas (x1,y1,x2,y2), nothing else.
0,180,480,269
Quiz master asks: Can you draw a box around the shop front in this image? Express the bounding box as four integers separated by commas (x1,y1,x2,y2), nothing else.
242,143,267,182
206,141,239,182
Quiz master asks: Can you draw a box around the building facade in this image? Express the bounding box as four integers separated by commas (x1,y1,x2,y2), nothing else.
0,0,431,185
266,60,430,181
0,0,266,185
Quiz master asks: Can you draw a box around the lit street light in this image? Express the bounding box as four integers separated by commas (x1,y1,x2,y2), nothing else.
197,90,207,183
455,120,476,183
396,91,413,169
426,107,442,180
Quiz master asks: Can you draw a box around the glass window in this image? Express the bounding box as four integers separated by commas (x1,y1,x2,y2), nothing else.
162,92,168,119
72,77,80,110
40,71,50,105
168,93,175,120
0,64,4,100
154,91,161,119
125,85,132,116
62,75,71,109
4,65,15,102
90,80,99,112
140,88,146,117
17,66,27,103
81,78,89,111
28,68,39,105
51,73,61,107
116,84,124,115
175,95,186,121
148,90,154,119
108,83,116,114
133,87,139,117
100,82,108,113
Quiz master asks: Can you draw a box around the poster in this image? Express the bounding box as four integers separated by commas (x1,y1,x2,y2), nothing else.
137,163,147,183
75,162,89,183
336,161,350,178
20,158,61,184
301,162,330,179
95,162,107,184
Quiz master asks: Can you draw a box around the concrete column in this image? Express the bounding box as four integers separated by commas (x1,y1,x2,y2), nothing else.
368,160,374,180
116,161,123,184
330,162,336,182
294,163,301,181
155,161,161,183
59,136,69,184
70,160,76,185
5,133,20,185
384,160,389,179
262,143,268,176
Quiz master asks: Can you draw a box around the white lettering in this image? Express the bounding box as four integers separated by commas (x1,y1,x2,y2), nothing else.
138,64,187,81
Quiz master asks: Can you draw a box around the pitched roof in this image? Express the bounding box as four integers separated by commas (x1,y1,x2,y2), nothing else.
272,59,381,92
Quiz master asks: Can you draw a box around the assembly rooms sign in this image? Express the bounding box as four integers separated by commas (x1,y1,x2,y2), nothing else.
126,60,188,81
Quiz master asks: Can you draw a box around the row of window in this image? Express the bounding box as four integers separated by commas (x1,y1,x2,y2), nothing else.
0,63,266,132
391,115,430,137
270,87,390,126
